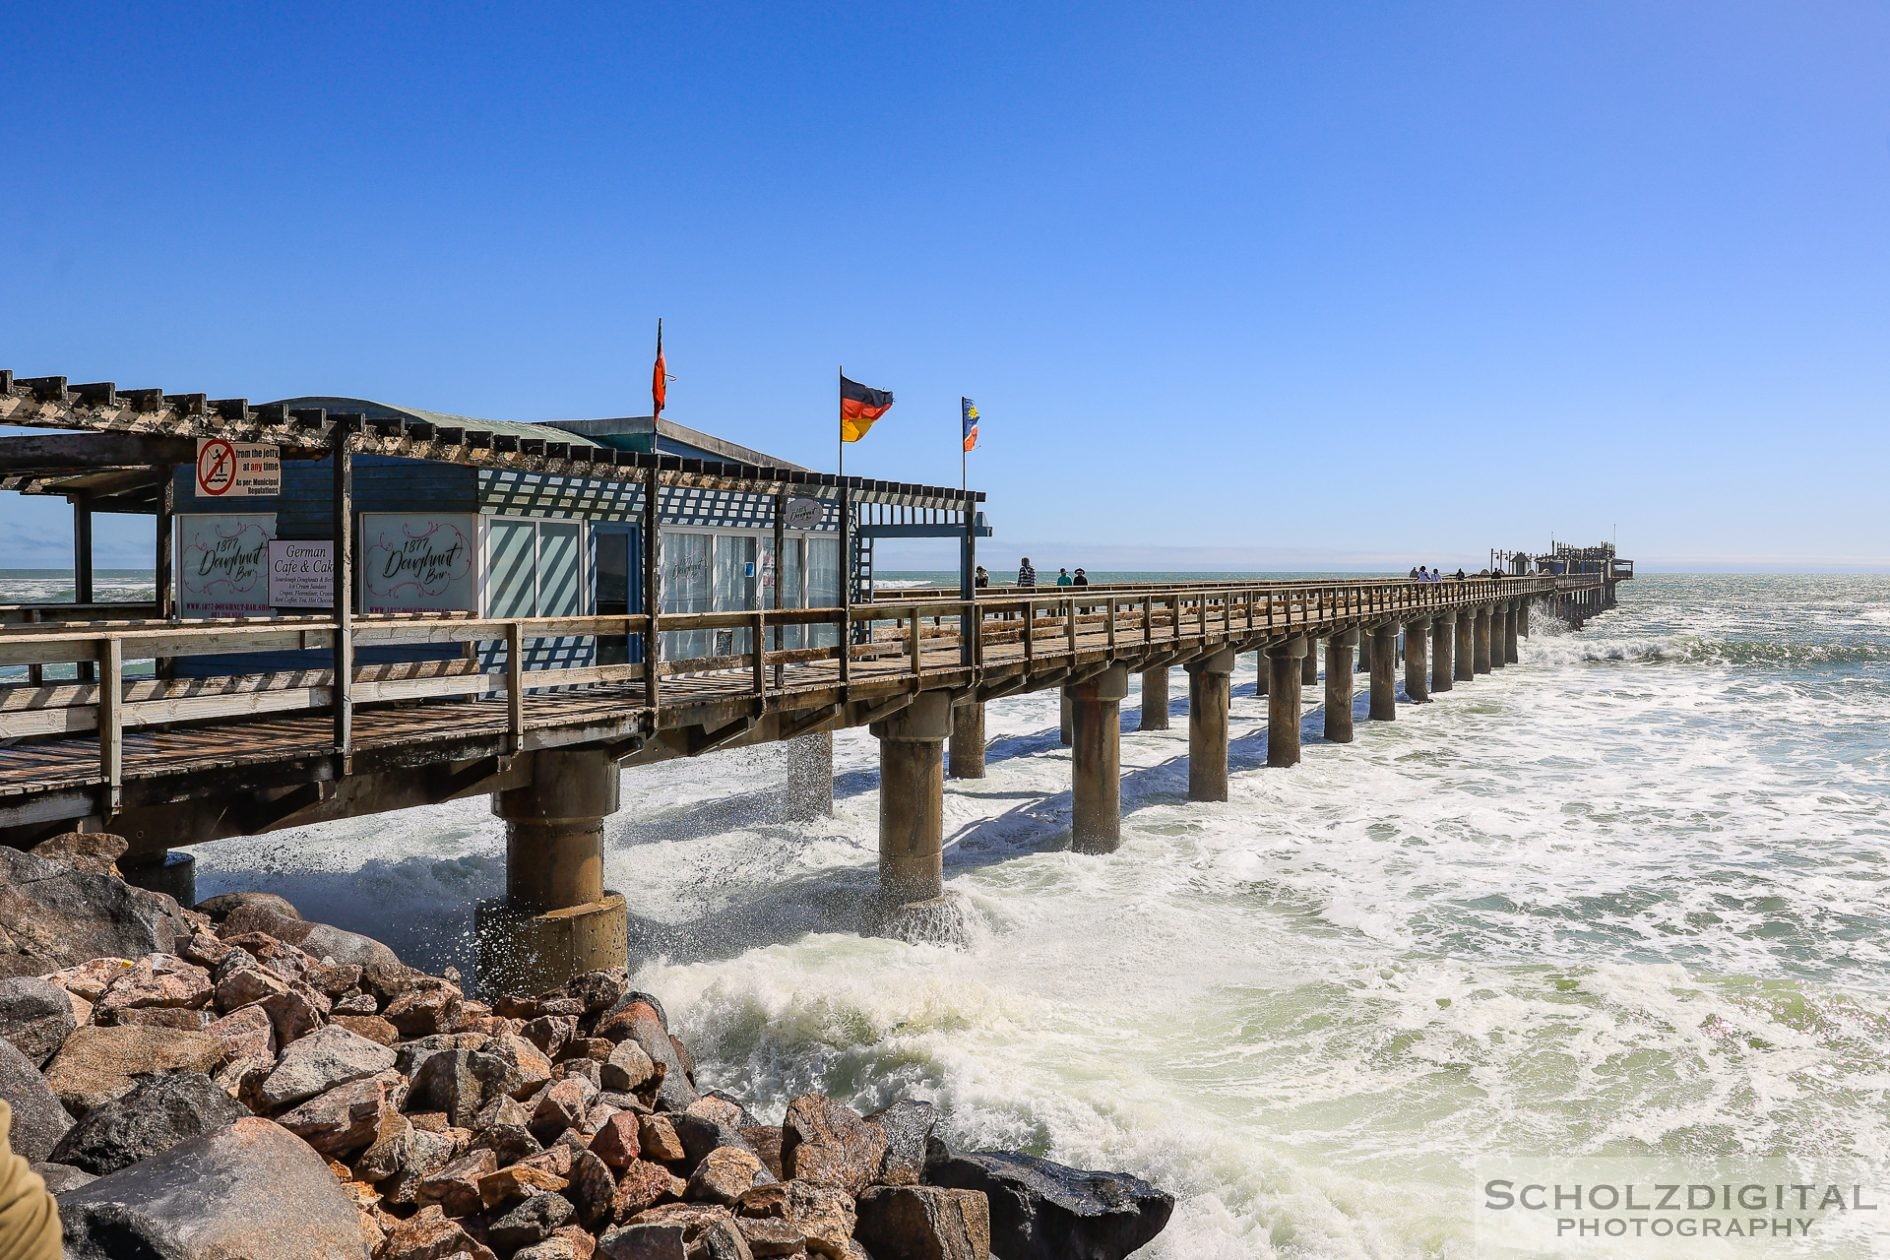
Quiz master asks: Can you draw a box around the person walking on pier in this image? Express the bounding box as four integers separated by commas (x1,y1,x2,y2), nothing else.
975,566,989,589
1409,565,1421,579
1073,568,1090,587
1018,558,1037,588
1056,568,1074,587
1453,568,1467,580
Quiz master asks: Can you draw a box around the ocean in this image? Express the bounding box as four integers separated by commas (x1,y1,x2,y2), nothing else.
6,570,1888,1256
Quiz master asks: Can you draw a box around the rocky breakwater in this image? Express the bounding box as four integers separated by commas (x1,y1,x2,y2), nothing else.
0,834,1174,1259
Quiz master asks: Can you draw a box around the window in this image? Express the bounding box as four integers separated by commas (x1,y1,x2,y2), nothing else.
662,531,713,660
807,536,842,648
480,517,592,672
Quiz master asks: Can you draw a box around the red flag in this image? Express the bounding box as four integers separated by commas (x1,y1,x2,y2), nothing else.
652,321,667,418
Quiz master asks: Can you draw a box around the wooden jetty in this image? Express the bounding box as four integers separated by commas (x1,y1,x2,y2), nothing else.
0,371,1630,986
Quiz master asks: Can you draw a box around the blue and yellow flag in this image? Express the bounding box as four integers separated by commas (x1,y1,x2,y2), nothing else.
961,397,980,452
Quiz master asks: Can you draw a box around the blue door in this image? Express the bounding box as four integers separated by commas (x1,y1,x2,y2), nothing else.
593,523,642,664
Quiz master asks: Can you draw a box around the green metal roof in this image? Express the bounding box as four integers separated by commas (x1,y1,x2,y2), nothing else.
270,397,607,448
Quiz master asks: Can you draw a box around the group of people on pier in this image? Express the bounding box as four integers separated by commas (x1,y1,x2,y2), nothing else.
1409,565,1487,582
974,560,1090,589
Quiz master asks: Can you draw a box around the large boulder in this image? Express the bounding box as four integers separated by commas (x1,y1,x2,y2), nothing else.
193,891,301,923
29,831,128,876
854,1185,991,1260
865,1098,935,1187
49,1070,250,1175
0,1037,73,1162
256,1023,398,1111
42,1023,225,1116
0,846,190,980
218,904,400,971
277,1069,405,1157
923,1143,1174,1260
0,975,81,1065
779,1094,887,1196
58,1116,373,1259
596,996,696,1112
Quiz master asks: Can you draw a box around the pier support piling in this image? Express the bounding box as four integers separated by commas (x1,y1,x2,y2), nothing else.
869,692,967,944
1268,638,1308,767
1431,613,1455,694
1187,648,1236,802
1324,631,1356,743
1301,641,1318,686
1473,607,1493,674
1069,666,1128,852
1369,624,1398,721
1254,652,1269,697
785,730,835,818
479,748,628,994
1504,600,1521,665
1140,666,1170,731
948,701,986,780
1059,693,1073,746
1455,609,1475,683
1403,617,1431,704
120,850,196,905
1519,599,1531,638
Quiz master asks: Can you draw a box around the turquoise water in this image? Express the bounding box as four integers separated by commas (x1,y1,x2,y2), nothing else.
12,571,1889,1255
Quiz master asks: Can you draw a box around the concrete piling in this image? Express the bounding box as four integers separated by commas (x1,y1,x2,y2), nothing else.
1473,607,1493,674
948,700,986,779
1504,600,1521,664
1268,637,1307,767
1403,617,1431,703
1301,640,1318,686
1431,613,1455,694
1069,665,1128,853
479,747,629,993
785,730,836,818
1324,631,1357,743
869,692,967,944
1455,609,1475,683
1187,648,1236,802
1140,665,1170,731
1369,624,1398,721
120,850,197,905
1059,692,1073,745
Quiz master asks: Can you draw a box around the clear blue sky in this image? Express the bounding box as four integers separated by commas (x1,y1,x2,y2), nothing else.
4,2,1886,570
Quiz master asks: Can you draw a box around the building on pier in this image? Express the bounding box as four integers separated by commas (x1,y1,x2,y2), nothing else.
5,387,991,675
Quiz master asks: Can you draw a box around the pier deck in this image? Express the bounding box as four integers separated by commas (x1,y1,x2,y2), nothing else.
0,573,1600,842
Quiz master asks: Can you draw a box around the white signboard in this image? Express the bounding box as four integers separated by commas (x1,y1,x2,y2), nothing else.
195,439,281,498
268,540,334,609
176,514,276,617
361,513,478,613
784,496,823,530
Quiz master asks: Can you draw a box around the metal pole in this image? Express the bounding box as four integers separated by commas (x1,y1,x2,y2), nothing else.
331,419,355,769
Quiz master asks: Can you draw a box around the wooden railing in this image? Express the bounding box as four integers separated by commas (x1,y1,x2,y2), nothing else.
0,575,1582,799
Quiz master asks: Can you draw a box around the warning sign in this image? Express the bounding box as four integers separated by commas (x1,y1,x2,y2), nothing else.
195,439,281,498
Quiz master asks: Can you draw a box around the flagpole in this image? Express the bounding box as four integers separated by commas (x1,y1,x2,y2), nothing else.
837,364,844,482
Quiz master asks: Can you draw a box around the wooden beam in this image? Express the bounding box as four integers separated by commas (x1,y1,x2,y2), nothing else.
0,432,199,472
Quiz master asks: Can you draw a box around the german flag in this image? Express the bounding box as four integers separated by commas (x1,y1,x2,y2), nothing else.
840,375,894,443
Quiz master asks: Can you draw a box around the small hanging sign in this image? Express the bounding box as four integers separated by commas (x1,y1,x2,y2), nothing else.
195,438,281,498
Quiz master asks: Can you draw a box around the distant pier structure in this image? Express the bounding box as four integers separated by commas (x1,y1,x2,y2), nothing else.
1491,540,1633,628
0,370,1630,988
